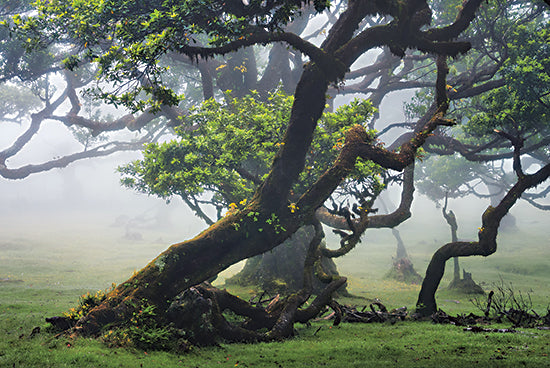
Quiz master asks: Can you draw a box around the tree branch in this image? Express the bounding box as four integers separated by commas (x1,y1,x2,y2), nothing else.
0,140,148,180
416,155,550,316
176,30,347,83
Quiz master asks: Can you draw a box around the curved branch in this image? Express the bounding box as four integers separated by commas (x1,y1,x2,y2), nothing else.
316,163,415,231
522,197,550,211
176,30,347,83
425,134,550,163
182,197,215,226
50,111,159,134
0,89,68,162
416,160,550,316
424,0,484,42
0,140,148,180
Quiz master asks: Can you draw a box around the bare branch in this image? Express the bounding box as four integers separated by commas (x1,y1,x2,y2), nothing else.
0,140,147,180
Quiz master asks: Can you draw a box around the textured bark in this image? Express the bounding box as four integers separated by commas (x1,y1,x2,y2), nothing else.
67,0,484,338
155,219,346,345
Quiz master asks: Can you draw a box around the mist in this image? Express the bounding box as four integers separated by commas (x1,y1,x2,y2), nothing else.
2,88,549,294
0,138,209,289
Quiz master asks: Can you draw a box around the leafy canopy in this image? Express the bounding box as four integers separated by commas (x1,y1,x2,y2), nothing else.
119,90,383,216
465,25,550,138
12,0,330,111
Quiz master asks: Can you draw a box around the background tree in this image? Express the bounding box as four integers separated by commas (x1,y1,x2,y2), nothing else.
415,154,484,292
414,2,550,316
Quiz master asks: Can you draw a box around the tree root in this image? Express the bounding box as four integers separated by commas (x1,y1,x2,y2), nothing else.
47,277,347,347
317,301,409,324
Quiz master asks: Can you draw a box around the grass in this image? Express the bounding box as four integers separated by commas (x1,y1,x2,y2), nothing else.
1,205,550,367
1,288,548,368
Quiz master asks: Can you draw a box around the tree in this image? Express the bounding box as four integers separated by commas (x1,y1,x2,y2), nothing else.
0,0,319,180
118,89,381,294
415,154,485,292
6,0,549,346
416,141,550,316
415,2,550,316
12,0,482,342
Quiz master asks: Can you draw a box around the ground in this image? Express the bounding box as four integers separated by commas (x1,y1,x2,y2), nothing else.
1,202,549,367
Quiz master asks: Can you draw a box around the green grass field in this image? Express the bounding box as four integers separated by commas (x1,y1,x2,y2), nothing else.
1,204,549,367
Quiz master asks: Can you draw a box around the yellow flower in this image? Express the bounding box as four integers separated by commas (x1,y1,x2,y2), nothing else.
288,203,299,213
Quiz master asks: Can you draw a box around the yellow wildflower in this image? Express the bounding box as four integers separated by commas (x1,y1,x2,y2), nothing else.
288,203,299,213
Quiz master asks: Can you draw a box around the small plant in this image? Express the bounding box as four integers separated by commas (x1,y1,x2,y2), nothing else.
471,280,550,328
102,302,183,351
62,284,115,322
265,213,286,234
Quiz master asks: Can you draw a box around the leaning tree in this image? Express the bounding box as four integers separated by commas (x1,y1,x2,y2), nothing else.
0,1,464,297
7,0,549,345
117,89,384,294
17,0,478,341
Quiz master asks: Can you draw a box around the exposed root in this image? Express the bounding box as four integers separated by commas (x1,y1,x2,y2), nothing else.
46,278,347,348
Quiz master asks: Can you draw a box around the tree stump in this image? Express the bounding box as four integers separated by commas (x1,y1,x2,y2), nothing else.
447,269,485,294
385,257,423,284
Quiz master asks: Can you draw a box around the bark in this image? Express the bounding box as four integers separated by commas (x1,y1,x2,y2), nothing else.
416,162,550,316
67,1,483,338
115,217,346,345
442,194,460,282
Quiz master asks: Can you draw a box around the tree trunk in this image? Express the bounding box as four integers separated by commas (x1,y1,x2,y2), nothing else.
452,257,460,282
393,228,409,260
64,3,475,338
72,51,347,335
442,195,483,292
377,193,422,285
226,226,347,295
74,208,306,335
443,207,460,282
486,180,517,231
416,162,550,316
385,228,423,284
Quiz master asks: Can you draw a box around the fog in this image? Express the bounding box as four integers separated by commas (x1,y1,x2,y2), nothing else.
0,148,207,237
1,86,549,293
0,139,210,288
